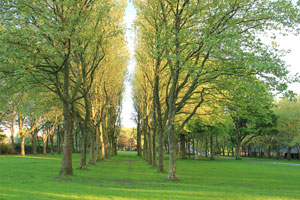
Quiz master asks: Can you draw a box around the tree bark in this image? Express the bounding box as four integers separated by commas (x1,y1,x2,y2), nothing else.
210,134,215,160
79,122,88,169
192,137,195,155
167,106,177,180
46,136,49,150
21,136,25,156
100,124,105,160
236,144,241,160
43,140,47,155
57,126,61,154
32,129,38,155
152,127,157,168
157,123,165,172
10,114,16,154
180,133,186,159
143,121,148,161
59,102,74,176
187,137,191,159
50,135,54,155
137,120,142,156
236,138,242,160
96,126,101,162
205,136,208,157
103,122,110,159
75,129,78,153
147,127,153,165
89,130,96,165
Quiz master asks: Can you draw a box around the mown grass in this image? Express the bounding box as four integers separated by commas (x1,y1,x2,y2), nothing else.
0,152,300,200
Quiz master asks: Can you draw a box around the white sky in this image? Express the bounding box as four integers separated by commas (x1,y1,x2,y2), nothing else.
120,0,137,128
120,1,300,128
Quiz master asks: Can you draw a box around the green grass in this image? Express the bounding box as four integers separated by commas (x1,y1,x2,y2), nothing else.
0,152,300,200
217,155,300,164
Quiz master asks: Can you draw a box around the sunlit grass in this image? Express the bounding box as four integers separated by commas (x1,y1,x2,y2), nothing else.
0,151,300,199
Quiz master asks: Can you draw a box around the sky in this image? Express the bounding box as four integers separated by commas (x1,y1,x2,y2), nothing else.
120,1,300,128
120,0,137,128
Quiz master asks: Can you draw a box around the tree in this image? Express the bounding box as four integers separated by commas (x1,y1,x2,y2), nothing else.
0,131,6,155
224,77,275,160
274,97,300,160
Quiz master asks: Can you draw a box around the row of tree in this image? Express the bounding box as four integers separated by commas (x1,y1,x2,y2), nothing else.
184,97,300,160
0,0,128,175
132,0,300,180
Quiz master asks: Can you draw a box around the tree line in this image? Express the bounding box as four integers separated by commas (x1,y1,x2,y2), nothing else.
132,0,300,180
0,0,128,176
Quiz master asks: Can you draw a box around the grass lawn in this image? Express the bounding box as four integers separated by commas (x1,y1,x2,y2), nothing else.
0,152,300,200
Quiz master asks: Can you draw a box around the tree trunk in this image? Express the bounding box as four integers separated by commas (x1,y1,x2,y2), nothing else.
196,139,199,157
187,138,191,159
103,125,110,159
236,137,241,160
59,101,74,176
143,124,148,161
215,135,219,157
32,130,37,155
100,124,105,160
10,117,16,154
75,129,78,153
46,136,49,150
192,137,195,155
180,133,186,159
96,126,101,162
137,121,142,156
80,129,88,169
114,136,118,156
157,123,165,172
89,130,95,165
152,127,157,168
50,135,54,155
205,136,208,157
108,133,114,157
210,134,215,160
57,129,61,154
43,140,47,155
21,136,25,156
167,109,177,180
148,131,152,165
